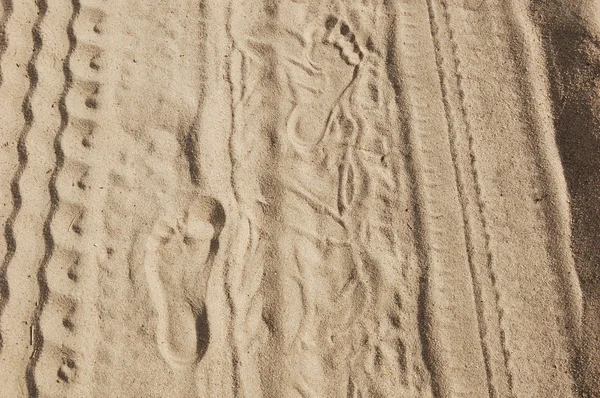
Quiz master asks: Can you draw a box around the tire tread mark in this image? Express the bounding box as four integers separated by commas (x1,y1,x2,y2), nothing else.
26,0,79,396
429,0,515,395
0,0,15,352
0,0,44,358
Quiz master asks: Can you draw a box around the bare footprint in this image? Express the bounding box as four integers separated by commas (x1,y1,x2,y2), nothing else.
144,194,225,367
286,16,364,146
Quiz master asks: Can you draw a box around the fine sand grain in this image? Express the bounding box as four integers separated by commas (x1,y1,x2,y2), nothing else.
0,0,598,397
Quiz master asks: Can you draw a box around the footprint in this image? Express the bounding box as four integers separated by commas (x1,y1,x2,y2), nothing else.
286,15,364,147
144,194,225,367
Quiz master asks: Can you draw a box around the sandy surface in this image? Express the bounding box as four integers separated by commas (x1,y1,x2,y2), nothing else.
0,0,598,396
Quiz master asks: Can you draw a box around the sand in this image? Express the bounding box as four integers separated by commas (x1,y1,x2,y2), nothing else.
0,0,597,396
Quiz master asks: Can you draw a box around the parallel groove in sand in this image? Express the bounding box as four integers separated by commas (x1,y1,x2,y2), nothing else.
390,1,515,396
428,0,514,396
424,2,497,396
442,0,577,395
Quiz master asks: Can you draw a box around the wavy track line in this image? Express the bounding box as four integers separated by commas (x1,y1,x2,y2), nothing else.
0,0,15,350
27,0,80,396
226,32,243,398
0,0,13,87
31,0,110,391
431,0,515,395
0,0,45,355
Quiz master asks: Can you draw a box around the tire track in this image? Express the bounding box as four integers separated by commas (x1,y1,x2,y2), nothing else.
2,0,46,305
438,1,577,395
27,0,109,396
0,0,35,333
425,0,513,396
0,0,16,346
387,1,494,396
26,0,77,394
0,0,68,395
